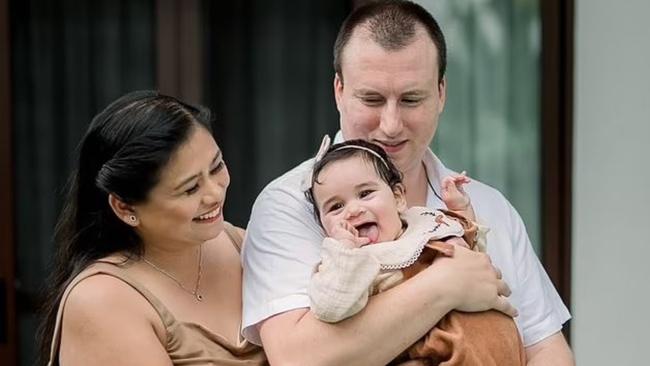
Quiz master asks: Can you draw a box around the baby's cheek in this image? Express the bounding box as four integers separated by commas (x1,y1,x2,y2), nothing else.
324,220,340,238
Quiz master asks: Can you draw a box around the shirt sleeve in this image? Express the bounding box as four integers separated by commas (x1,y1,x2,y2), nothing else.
241,174,325,345
504,198,571,347
309,238,381,323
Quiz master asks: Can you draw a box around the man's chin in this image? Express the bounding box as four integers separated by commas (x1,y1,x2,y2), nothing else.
396,151,427,172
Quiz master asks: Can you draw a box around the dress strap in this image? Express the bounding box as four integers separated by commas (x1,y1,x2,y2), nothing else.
223,221,244,254
48,262,175,365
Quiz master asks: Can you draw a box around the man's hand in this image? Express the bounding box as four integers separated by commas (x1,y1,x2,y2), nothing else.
445,236,470,249
430,244,518,317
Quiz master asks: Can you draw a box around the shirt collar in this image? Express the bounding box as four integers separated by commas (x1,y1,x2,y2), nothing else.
423,148,448,209
333,130,344,143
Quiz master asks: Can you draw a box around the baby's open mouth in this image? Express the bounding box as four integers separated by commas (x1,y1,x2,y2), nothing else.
355,222,379,243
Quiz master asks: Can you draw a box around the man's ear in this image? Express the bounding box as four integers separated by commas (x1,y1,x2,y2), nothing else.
437,76,447,114
333,72,344,113
108,193,138,227
393,183,408,212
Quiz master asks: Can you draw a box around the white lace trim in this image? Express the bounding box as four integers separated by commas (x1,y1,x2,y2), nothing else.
379,237,429,271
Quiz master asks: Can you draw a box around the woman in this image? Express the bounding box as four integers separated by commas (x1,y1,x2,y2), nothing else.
38,91,266,365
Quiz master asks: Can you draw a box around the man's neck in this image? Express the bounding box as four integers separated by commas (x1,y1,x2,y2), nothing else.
403,162,430,207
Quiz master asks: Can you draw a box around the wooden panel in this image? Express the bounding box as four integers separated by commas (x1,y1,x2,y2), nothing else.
156,0,203,104
541,0,574,341
0,0,16,363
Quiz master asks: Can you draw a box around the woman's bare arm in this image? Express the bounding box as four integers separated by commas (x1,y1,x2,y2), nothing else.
59,275,173,366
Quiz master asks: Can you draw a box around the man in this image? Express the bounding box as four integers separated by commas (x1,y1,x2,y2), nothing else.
242,1,574,365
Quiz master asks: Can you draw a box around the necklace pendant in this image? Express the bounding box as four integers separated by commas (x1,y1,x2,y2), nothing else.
196,294,203,301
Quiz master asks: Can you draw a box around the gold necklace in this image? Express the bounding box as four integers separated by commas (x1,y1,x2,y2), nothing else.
142,244,204,301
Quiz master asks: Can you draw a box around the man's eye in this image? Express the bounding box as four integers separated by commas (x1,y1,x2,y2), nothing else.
185,184,200,195
402,98,421,106
361,97,383,106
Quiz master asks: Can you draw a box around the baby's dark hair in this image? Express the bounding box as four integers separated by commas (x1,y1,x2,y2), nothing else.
305,139,403,222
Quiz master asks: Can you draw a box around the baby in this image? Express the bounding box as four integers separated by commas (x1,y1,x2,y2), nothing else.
305,138,525,365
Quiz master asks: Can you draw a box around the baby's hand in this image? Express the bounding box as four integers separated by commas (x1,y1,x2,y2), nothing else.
331,221,370,248
441,171,471,212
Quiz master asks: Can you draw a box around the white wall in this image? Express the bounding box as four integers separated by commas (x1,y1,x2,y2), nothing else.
573,0,650,364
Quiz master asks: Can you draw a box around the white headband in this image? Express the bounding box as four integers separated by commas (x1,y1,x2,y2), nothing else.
301,135,391,191
328,145,390,169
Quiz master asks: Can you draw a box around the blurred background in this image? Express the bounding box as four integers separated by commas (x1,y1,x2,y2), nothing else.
1,0,648,365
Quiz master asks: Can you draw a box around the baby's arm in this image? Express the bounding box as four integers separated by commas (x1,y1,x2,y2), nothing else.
441,172,476,222
309,232,379,323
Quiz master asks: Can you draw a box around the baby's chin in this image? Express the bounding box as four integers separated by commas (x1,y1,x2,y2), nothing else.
381,228,406,244
362,232,400,246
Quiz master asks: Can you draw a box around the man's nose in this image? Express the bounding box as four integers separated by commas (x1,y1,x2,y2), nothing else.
379,103,403,138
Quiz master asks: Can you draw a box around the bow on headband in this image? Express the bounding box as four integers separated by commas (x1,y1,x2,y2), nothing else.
301,135,331,191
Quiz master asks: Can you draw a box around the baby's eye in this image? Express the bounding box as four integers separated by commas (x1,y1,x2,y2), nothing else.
359,189,374,198
327,202,343,213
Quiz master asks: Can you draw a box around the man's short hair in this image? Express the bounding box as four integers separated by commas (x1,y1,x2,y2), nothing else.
333,0,447,84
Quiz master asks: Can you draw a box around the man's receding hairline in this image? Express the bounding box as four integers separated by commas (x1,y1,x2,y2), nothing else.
338,24,437,76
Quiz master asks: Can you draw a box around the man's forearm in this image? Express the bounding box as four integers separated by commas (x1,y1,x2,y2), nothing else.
261,267,454,366
260,245,514,365
525,331,575,366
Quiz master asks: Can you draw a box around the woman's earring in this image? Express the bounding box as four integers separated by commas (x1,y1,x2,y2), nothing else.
128,215,137,224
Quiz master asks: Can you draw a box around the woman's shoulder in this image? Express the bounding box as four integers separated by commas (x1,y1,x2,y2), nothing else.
59,271,167,356
63,271,162,330
225,222,246,238
219,222,246,253
58,272,171,364
233,225,246,246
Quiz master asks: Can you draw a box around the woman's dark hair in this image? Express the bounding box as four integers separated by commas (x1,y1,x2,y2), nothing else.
305,139,403,223
37,90,213,363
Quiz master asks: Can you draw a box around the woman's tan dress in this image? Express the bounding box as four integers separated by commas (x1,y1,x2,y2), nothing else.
48,222,267,365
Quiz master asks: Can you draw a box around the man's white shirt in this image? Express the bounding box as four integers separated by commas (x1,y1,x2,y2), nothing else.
241,133,570,347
